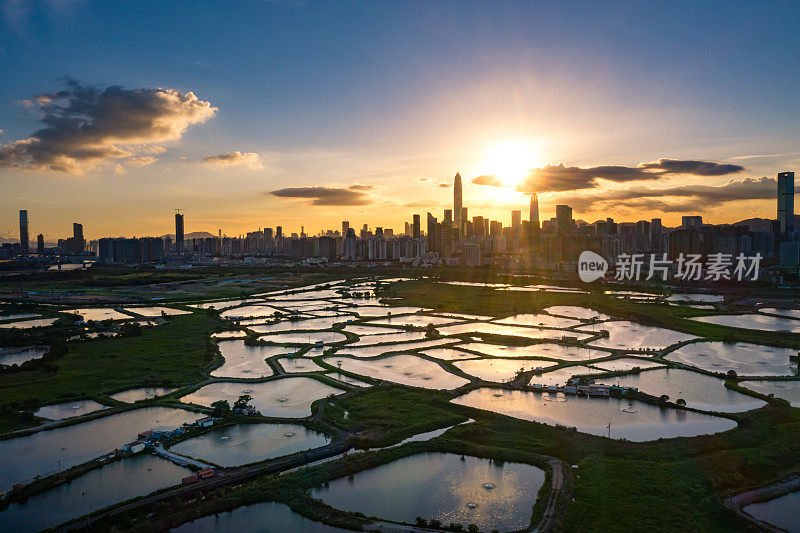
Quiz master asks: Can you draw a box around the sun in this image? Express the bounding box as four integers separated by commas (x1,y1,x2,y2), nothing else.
480,140,541,187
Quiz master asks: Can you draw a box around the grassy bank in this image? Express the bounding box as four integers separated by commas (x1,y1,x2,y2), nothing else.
0,311,223,431
388,280,800,348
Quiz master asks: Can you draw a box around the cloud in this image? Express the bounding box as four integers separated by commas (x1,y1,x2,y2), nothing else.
126,156,158,167
637,158,745,176
472,174,503,187
270,186,373,206
438,182,450,188
0,80,217,174
348,183,374,191
513,159,745,193
203,150,262,169
566,176,775,213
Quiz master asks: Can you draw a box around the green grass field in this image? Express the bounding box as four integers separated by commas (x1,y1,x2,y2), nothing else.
0,311,223,425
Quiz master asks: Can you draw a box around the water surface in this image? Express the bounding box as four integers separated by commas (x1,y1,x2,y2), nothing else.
579,321,697,351
599,368,766,412
452,388,737,441
0,454,190,532
543,306,612,321
312,452,544,532
0,347,48,366
743,490,800,532
110,387,176,403
495,313,582,328
0,407,200,491
172,501,351,532
170,423,330,466
666,342,798,376
0,318,59,329
35,400,108,420
691,314,800,333
211,340,283,378
181,378,343,417
324,354,469,389
740,380,800,407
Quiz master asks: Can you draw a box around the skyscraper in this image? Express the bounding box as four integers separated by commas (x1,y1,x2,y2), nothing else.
37,233,44,255
342,221,350,237
412,214,421,239
19,210,29,254
778,171,795,236
73,223,84,253
453,172,463,235
511,210,521,229
175,212,185,253
555,204,573,235
529,194,540,229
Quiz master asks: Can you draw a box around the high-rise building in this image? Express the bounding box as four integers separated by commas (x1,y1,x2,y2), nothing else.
19,210,29,254
426,213,438,252
529,194,540,229
175,213,185,253
453,172,463,235
555,204,573,235
342,221,350,237
511,210,521,229
681,216,703,229
412,214,421,239
37,233,44,254
276,226,283,238
73,223,84,252
778,171,795,236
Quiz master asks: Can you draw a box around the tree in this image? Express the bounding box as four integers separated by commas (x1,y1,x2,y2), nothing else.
429,519,442,528
676,398,686,406
414,517,428,527
467,525,480,533
234,394,253,410
210,400,231,418
658,394,670,405
726,370,738,380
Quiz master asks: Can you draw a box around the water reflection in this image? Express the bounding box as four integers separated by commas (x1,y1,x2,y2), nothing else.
0,407,200,491
0,454,190,532
452,388,737,441
172,501,350,532
181,378,343,417
324,354,469,390
312,453,544,532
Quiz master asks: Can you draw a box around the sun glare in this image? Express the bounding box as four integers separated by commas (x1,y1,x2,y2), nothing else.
481,140,541,187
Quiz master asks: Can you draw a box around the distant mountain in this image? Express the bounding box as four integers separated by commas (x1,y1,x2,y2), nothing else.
0,237,19,244
733,217,775,232
159,231,217,240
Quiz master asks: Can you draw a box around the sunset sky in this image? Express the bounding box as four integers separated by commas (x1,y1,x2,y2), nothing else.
1,1,799,239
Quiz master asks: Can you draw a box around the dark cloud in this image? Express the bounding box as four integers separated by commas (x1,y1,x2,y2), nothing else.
513,159,745,193
438,182,450,188
270,186,372,206
0,80,217,174
472,174,503,186
638,158,745,176
348,184,374,191
566,177,774,213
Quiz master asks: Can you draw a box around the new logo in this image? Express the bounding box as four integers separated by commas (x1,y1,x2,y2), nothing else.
578,250,608,282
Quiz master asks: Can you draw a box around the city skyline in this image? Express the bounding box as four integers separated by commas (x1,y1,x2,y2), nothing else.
2,2,800,238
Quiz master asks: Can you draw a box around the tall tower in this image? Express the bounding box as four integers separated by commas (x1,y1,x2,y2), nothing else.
777,171,795,236
453,172,463,236
175,212,185,253
19,210,29,254
529,194,540,229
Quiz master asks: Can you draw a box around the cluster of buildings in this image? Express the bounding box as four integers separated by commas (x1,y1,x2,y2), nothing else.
6,171,800,275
